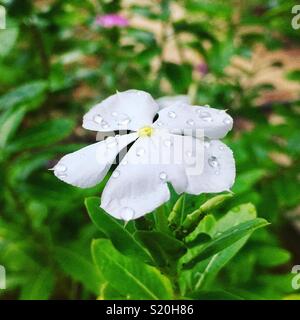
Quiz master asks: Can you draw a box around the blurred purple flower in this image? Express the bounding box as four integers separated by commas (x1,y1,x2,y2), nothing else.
95,14,129,28
196,62,209,76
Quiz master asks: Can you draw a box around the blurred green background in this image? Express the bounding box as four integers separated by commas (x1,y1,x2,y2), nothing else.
0,0,300,299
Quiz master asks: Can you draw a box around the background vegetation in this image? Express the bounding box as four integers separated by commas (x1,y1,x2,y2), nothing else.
0,0,300,299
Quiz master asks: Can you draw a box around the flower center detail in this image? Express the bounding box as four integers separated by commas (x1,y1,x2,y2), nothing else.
138,126,154,137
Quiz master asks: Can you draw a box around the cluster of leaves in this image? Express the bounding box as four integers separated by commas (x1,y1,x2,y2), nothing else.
0,0,300,299
86,194,269,299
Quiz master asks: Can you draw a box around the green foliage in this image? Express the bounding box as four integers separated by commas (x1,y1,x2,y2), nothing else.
0,0,299,300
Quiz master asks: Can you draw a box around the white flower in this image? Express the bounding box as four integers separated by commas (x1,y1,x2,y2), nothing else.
52,90,235,221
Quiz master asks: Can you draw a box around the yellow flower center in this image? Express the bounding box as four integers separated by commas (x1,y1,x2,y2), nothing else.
138,126,154,137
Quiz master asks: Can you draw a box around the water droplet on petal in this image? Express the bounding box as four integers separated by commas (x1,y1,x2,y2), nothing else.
93,114,103,124
186,119,195,126
106,137,118,148
208,156,219,168
101,120,110,129
223,117,232,125
121,207,135,221
122,160,128,165
164,139,172,147
118,114,131,126
168,111,177,119
156,121,163,127
219,145,225,151
215,170,220,175
136,147,145,157
111,111,118,117
112,170,120,178
199,111,212,122
186,151,193,158
159,172,168,181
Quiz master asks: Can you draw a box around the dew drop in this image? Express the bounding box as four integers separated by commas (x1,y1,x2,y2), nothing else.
219,145,225,151
159,172,168,181
122,160,128,165
93,114,103,124
136,147,145,157
101,120,110,129
198,111,213,122
215,170,220,175
156,121,163,127
106,137,118,148
223,117,232,125
186,119,195,126
112,170,120,178
186,151,193,158
208,156,219,168
118,114,131,126
111,111,118,117
168,111,177,119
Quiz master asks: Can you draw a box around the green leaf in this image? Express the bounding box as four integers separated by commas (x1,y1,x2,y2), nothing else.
180,204,262,293
135,231,186,266
173,21,216,43
20,269,54,300
0,107,25,148
0,27,19,57
189,290,243,300
182,218,269,269
86,197,153,264
185,214,216,243
8,118,75,152
232,169,266,194
163,62,192,93
256,246,291,268
0,80,48,111
92,239,174,300
55,246,102,295
286,70,300,82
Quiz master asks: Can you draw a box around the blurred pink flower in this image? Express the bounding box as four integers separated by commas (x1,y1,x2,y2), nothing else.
95,14,129,28
196,62,209,76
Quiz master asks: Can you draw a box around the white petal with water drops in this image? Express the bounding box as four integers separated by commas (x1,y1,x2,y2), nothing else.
153,104,233,139
83,89,159,132
53,132,138,188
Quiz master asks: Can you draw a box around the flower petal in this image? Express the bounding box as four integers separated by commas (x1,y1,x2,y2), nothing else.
53,133,138,188
153,104,233,139
83,90,159,132
185,139,235,194
100,131,207,220
156,95,190,109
